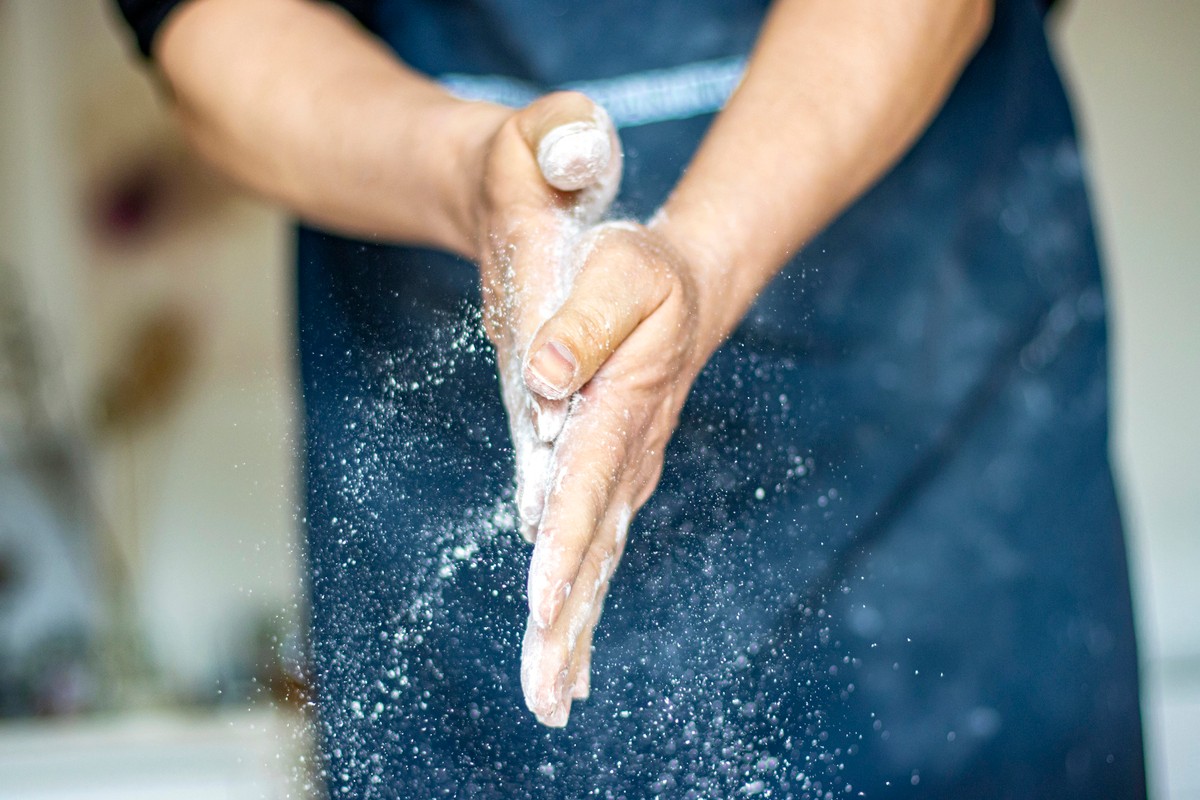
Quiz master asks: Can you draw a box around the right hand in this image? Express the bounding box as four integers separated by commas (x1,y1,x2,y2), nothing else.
464,92,623,540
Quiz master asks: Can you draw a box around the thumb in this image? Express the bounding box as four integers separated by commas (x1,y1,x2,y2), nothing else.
517,91,622,201
522,224,670,401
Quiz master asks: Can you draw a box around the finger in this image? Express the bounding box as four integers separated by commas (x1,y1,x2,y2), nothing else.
520,613,569,726
526,394,632,628
497,346,551,540
515,434,552,539
523,225,671,401
488,227,567,535
564,498,630,701
632,446,667,510
531,394,570,443
536,116,612,193
564,540,615,701
568,618,595,700
517,92,620,196
566,569,610,701
489,92,620,219
522,500,632,724
487,207,576,532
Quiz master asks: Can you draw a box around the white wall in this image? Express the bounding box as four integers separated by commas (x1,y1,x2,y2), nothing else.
1056,0,1200,666
1052,2,1200,795
0,0,301,700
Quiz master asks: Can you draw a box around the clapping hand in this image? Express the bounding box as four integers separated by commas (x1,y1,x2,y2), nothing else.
517,221,718,726
469,94,718,727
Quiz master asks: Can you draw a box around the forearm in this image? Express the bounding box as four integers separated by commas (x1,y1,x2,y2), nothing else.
657,0,993,351
156,0,508,257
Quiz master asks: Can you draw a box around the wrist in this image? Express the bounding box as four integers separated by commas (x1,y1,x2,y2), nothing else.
650,207,746,362
426,99,512,261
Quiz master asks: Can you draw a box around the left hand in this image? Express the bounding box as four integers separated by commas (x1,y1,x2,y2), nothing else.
518,220,722,726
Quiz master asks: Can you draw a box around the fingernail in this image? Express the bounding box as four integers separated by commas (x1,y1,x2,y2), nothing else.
525,341,576,400
517,480,543,528
537,123,610,192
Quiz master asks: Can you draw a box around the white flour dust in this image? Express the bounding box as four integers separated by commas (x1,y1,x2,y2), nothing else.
308,101,862,797
314,316,859,798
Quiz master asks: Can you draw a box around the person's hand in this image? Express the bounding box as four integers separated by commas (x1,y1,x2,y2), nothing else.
517,221,723,726
466,92,623,541
461,95,724,727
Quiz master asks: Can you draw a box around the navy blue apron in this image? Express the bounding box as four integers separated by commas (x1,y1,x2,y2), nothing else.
297,1,1146,796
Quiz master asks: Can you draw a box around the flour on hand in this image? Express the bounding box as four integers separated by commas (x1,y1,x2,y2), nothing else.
500,101,623,541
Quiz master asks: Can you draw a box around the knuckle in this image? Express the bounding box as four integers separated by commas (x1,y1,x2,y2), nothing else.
565,472,611,528
579,480,610,526
634,474,659,509
495,114,527,153
587,229,642,267
645,468,664,497
562,304,612,354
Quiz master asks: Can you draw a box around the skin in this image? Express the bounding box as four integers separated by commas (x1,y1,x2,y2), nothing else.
156,0,994,726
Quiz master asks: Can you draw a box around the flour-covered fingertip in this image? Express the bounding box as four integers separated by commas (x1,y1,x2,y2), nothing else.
538,700,571,728
516,444,552,526
531,396,569,442
537,122,611,192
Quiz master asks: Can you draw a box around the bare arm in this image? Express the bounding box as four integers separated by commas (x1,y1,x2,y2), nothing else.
155,0,508,257
156,1,631,564
519,0,994,725
660,0,994,350
522,0,993,381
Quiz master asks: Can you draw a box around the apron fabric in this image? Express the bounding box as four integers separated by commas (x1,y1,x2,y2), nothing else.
296,1,1146,796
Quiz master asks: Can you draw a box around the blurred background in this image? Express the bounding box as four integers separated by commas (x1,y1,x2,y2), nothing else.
0,1,1195,797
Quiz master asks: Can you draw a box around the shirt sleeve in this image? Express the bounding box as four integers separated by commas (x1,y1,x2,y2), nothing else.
111,0,380,59
112,0,183,58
